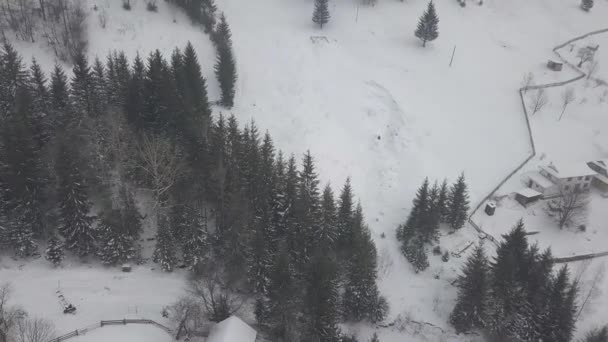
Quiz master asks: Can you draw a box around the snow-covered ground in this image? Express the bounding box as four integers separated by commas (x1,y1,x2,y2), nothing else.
70,325,172,342
2,0,608,340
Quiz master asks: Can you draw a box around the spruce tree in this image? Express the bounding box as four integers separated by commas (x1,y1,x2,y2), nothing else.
214,14,237,108
585,326,608,342
90,57,107,117
45,233,64,266
50,65,70,112
304,253,341,342
402,235,429,273
266,245,299,342
312,0,330,28
541,265,578,342
180,206,209,268
28,58,51,147
336,178,354,253
70,52,93,117
449,243,489,333
414,1,439,47
153,214,177,272
97,209,136,265
343,204,387,323
56,137,96,256
293,151,321,267
581,0,594,11
446,173,469,230
437,179,449,222
318,184,338,251
181,42,211,144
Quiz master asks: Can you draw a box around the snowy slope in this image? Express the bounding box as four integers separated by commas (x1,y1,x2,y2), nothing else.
3,0,608,340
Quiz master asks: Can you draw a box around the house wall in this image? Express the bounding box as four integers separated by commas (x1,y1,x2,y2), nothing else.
555,175,593,192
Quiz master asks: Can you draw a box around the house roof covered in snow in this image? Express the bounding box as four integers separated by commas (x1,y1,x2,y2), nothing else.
529,172,555,188
540,162,596,179
206,316,256,342
515,188,542,198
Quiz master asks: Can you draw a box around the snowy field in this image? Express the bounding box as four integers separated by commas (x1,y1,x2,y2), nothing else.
2,0,608,340
70,325,172,342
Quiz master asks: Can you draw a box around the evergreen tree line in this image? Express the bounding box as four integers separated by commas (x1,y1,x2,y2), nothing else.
396,174,469,272
450,220,579,342
0,42,386,341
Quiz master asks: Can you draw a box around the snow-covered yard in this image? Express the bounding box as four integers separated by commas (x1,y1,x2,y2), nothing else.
2,0,608,340
69,325,172,342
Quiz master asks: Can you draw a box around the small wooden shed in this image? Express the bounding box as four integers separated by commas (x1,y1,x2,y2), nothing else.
547,60,563,71
122,264,132,272
485,201,496,216
514,188,542,207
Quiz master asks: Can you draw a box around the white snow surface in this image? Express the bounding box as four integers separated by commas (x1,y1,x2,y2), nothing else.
2,0,608,340
206,316,257,342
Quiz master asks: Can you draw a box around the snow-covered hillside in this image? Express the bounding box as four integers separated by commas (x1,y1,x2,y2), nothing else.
2,0,608,340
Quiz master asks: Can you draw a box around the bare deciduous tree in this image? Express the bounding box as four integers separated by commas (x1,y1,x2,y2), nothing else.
546,189,590,229
15,317,55,342
530,88,548,115
0,284,26,342
585,60,599,80
577,46,596,68
188,273,245,323
165,296,206,340
559,87,576,121
134,133,184,208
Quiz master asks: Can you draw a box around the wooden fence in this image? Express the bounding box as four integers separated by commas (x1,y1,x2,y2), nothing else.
47,319,173,342
466,28,608,255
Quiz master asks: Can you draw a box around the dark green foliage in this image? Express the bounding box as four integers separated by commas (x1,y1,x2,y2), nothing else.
293,151,321,268
45,234,64,266
449,244,489,333
318,184,338,251
265,246,299,342
446,173,469,230
50,64,70,112
415,1,439,47
450,220,579,341
70,52,93,117
312,0,330,28
343,204,387,323
178,206,210,268
304,253,341,342
153,214,177,272
584,326,608,342
214,14,237,108
56,136,96,256
97,209,136,265
336,178,354,253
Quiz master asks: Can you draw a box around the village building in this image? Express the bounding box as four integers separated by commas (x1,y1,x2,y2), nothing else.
527,162,596,196
205,316,257,342
587,160,608,192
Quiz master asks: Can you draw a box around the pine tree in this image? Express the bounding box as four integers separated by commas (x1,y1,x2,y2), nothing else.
293,151,321,267
126,53,146,128
153,214,177,272
45,234,64,266
312,0,330,28
581,0,594,11
180,206,209,268
97,209,136,265
541,265,578,342
449,243,489,333
28,58,51,147
318,184,338,251
584,326,608,342
437,179,449,222
486,220,532,340
336,178,354,253
343,204,388,323
50,65,70,112
90,57,107,117
304,253,341,342
266,245,299,342
446,173,469,230
56,137,96,256
214,14,237,108
414,1,439,47
70,52,93,117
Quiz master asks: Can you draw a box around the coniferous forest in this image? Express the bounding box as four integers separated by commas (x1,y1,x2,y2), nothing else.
0,40,386,340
